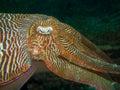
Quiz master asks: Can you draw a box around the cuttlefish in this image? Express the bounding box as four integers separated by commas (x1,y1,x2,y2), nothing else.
0,13,120,90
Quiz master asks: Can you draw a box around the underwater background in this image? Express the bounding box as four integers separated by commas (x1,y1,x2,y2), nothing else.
0,0,120,90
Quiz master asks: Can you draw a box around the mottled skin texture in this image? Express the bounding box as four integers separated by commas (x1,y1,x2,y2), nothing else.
0,14,120,90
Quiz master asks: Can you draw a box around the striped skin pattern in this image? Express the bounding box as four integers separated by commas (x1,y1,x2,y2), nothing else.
0,14,120,90
27,14,120,90
0,14,31,86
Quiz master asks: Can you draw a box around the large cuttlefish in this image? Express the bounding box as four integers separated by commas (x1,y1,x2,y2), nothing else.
0,13,120,90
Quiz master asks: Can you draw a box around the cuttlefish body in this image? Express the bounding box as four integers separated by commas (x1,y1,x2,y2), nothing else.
0,13,120,90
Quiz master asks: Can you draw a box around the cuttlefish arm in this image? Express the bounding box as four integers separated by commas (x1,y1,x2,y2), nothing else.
44,52,117,90
54,23,120,74
27,14,120,90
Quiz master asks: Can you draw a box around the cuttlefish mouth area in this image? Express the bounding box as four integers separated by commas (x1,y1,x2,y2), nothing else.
29,45,45,60
28,33,53,61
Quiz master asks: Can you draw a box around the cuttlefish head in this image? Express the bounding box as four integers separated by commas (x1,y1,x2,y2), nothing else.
28,15,59,61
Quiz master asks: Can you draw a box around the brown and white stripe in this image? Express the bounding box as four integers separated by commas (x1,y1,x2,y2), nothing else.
0,14,31,85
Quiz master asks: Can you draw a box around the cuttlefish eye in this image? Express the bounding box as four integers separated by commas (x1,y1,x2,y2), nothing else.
36,26,53,34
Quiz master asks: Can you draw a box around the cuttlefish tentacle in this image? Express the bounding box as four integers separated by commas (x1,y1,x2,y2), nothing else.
44,52,115,90
55,23,112,62
28,32,115,90
27,15,120,90
53,23,120,74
